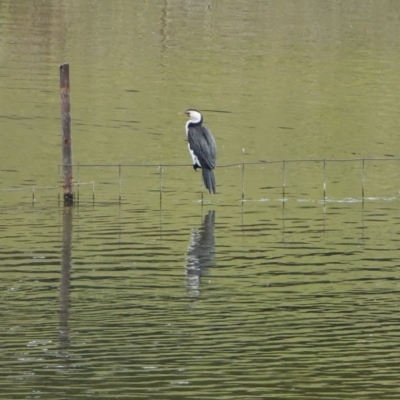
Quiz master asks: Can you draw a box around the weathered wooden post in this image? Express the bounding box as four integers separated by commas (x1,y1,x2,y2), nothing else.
60,64,73,206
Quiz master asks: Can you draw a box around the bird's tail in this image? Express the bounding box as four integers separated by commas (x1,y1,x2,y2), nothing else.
202,168,216,194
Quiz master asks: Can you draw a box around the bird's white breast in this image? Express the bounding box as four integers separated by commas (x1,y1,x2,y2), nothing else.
188,143,201,167
185,121,190,137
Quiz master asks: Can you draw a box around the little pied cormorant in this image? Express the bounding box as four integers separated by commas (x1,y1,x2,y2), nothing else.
184,109,217,194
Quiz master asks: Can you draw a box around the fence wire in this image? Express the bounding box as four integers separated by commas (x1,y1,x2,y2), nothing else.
67,157,399,203
0,182,95,205
1,158,399,205
59,156,400,168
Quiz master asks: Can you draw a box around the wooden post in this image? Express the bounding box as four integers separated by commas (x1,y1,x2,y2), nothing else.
60,64,73,206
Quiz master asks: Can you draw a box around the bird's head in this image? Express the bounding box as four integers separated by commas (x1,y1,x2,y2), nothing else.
184,109,203,125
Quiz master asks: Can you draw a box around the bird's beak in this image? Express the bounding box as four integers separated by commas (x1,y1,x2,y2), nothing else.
178,111,189,117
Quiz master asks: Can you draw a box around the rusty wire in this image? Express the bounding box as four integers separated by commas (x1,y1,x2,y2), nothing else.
56,157,400,169
1,157,399,205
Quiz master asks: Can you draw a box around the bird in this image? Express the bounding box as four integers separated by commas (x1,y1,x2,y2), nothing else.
184,109,217,194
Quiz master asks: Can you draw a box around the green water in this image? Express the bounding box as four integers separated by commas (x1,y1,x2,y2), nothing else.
1,1,400,399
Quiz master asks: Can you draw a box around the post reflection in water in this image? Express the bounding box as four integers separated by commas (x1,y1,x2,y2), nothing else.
185,210,216,297
59,207,72,362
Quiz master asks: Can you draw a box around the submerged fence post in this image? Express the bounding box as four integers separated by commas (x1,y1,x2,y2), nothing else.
323,159,327,200
361,158,365,199
241,163,245,201
282,160,286,199
60,63,73,206
118,164,122,204
159,164,163,207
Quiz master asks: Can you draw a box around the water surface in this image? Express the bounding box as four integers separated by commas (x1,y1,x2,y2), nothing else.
1,1,400,399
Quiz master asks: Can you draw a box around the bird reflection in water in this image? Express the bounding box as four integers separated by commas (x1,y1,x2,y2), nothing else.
185,210,216,297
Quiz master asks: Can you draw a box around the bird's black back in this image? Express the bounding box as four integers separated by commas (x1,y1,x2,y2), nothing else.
187,125,217,170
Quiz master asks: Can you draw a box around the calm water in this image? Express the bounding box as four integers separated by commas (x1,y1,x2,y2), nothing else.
1,0,400,399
